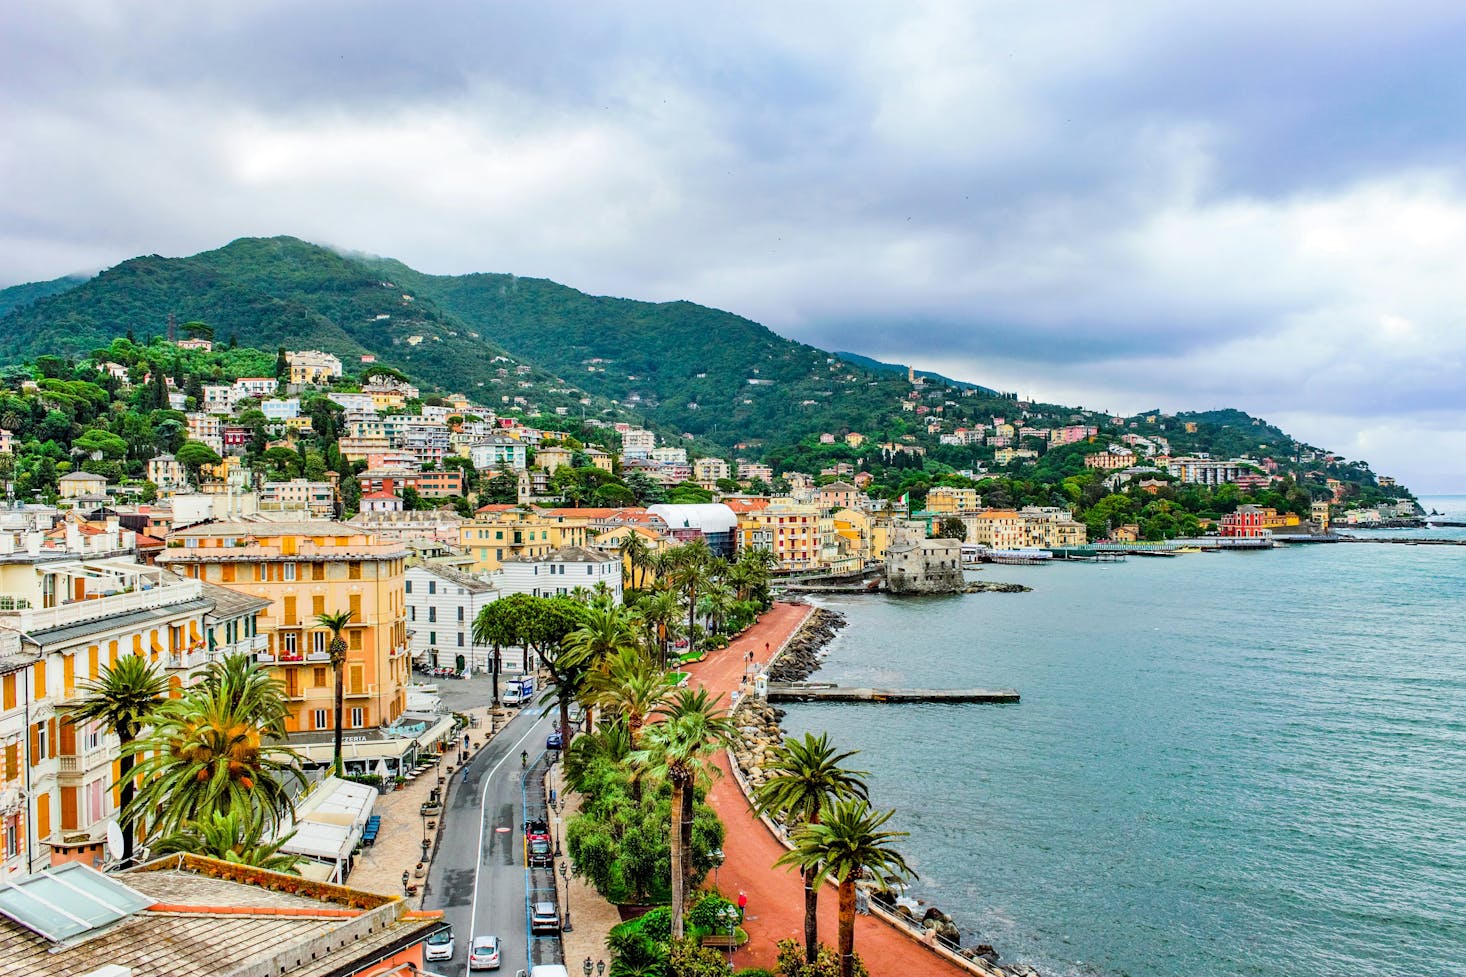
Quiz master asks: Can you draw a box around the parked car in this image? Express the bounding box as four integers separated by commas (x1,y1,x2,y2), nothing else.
425,925,455,962
530,901,560,933
468,934,501,970
525,817,552,867
546,730,563,750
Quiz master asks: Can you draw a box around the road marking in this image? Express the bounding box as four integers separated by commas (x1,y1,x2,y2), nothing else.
466,712,547,977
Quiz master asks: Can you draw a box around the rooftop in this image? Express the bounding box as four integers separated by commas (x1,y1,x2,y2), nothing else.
0,854,440,977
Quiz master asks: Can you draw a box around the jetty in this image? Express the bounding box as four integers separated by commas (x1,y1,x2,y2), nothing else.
767,682,1019,704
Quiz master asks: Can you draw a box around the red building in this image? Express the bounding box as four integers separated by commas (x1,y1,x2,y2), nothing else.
1220,505,1266,537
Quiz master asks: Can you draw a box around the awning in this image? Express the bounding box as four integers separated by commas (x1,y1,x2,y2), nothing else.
274,776,377,867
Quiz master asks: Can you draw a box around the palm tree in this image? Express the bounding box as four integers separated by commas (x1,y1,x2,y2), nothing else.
631,688,735,939
697,582,737,638
754,733,870,964
582,648,675,745
153,807,301,873
69,655,168,863
776,799,916,977
562,602,642,729
563,715,633,793
127,653,304,841
638,587,683,668
668,541,712,649
314,610,354,778
620,531,651,592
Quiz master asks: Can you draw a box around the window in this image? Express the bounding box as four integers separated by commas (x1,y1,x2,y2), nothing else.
457,606,464,622
351,707,364,729
457,632,465,646
429,631,437,645
312,631,325,654
350,630,362,650
282,633,298,654
348,561,362,580
314,709,329,730
84,724,101,752
312,563,325,581
349,593,362,619
312,594,325,616
428,580,436,595
405,579,412,594
313,666,327,687
283,563,296,581
428,607,436,623
409,606,416,621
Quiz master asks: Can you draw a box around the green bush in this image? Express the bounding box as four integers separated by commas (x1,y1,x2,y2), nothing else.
686,892,737,933
734,969,776,977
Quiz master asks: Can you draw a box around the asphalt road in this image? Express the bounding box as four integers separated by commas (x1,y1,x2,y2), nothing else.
422,693,561,976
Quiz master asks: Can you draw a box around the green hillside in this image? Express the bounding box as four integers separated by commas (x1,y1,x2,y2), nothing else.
0,274,88,319
0,236,1411,518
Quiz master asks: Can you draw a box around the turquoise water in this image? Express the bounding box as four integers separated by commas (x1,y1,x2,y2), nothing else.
780,497,1466,977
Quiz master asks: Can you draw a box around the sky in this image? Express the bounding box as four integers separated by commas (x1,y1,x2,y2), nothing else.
3,2,1465,492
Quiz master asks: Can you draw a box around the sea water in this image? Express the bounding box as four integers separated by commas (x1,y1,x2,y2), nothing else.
779,497,1466,977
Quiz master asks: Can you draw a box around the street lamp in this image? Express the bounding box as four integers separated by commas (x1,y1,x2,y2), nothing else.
719,903,739,971
582,958,592,977
597,962,605,977
560,860,573,932
710,847,724,894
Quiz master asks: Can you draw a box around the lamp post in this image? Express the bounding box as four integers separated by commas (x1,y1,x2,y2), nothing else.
596,961,605,976
719,903,739,971
581,958,592,977
710,846,724,895
560,860,573,932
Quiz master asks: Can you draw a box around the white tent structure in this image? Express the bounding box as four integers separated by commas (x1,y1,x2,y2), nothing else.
273,777,377,883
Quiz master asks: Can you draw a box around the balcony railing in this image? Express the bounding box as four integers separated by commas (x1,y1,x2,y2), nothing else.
57,745,112,776
1,580,204,632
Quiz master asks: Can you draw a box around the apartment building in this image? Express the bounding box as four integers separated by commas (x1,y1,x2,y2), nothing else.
967,509,1027,550
736,502,832,572
285,349,344,385
404,562,500,671
157,522,411,736
260,479,336,517
494,546,623,603
469,434,527,471
693,456,730,485
459,506,588,573
925,486,979,514
0,523,268,877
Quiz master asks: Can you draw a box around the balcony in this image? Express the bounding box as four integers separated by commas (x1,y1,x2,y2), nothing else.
57,744,113,779
2,579,204,633
164,646,212,671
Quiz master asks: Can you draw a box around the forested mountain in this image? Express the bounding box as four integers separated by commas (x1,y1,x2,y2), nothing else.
0,236,1407,520
0,274,88,319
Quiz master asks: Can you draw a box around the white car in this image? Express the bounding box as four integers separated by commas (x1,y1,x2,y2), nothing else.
424,926,454,961
469,934,501,970
530,901,560,933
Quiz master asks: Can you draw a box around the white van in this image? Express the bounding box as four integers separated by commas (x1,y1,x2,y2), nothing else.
501,676,534,705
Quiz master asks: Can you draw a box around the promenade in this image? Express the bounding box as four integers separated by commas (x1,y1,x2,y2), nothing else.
685,602,974,977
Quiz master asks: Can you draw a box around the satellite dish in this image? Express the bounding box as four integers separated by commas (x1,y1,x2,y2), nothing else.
105,820,125,861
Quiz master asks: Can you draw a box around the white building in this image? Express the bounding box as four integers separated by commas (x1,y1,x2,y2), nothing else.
231,377,278,400
620,428,656,460
328,392,375,413
146,453,187,493
650,446,688,465
494,546,623,603
404,562,503,672
259,479,336,516
470,434,527,471
260,397,301,421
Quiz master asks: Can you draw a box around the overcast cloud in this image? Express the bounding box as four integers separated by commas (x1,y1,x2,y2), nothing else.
3,1,1465,490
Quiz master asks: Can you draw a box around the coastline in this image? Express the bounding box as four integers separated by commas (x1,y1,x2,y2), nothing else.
713,601,1036,977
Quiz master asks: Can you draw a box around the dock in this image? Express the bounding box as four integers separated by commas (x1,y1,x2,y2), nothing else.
767,682,1020,704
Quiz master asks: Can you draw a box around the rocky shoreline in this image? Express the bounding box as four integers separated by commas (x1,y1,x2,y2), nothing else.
765,607,847,683
963,580,1031,593
731,607,1039,977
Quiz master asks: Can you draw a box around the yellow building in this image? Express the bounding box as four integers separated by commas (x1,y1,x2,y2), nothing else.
968,509,1026,549
460,506,589,573
830,508,895,565
1259,508,1302,530
0,525,268,877
925,487,979,514
158,521,410,735
737,502,830,572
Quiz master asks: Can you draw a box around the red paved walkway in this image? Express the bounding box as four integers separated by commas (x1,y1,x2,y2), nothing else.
685,603,973,977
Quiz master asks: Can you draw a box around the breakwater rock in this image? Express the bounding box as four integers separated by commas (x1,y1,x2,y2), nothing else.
766,608,846,683
963,580,1031,594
